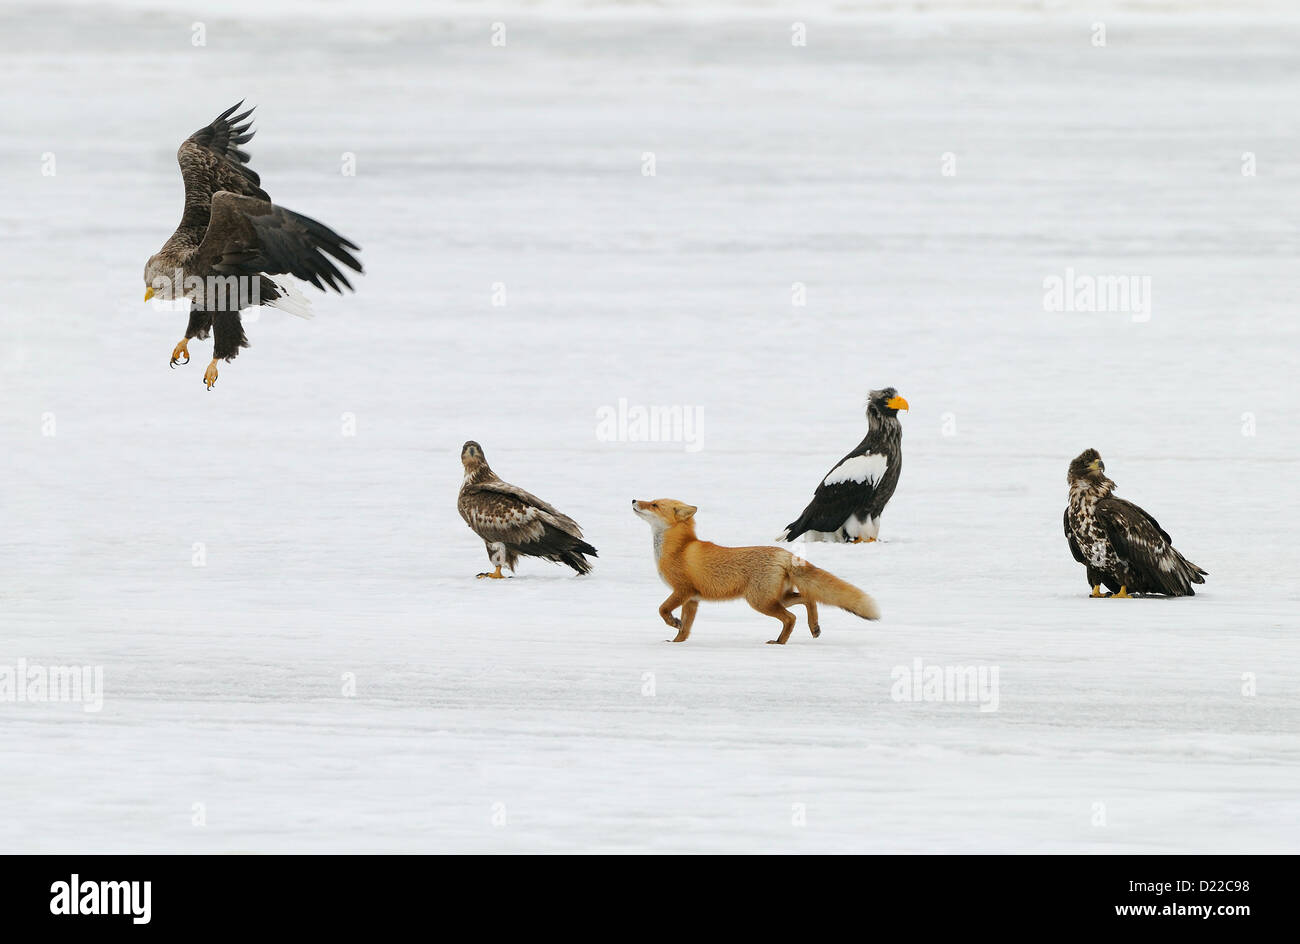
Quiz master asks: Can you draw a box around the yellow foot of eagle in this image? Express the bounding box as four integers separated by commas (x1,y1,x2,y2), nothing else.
204,359,219,390
849,537,878,544
170,339,190,367
1112,586,1133,598
1090,585,1105,598
476,566,505,580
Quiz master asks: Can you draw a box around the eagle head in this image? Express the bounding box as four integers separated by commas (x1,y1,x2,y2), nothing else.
460,441,494,483
143,254,179,302
1068,448,1107,484
868,387,909,418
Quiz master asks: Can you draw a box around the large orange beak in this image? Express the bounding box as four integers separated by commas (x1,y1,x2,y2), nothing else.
886,395,909,412
144,286,155,302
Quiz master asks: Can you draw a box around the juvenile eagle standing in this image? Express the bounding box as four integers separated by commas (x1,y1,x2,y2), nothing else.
458,442,598,579
1064,449,1207,597
143,102,363,389
777,388,909,543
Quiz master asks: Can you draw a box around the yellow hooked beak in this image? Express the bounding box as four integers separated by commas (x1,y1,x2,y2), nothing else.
886,395,909,412
144,286,155,302
1088,459,1103,472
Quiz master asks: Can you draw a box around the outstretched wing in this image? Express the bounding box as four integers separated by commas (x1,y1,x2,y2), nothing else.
1096,497,1202,595
1063,508,1086,564
176,103,270,225
192,191,362,293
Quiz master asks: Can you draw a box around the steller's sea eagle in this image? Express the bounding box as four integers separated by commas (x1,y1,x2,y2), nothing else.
143,102,362,389
776,388,909,543
1064,449,1207,597
458,442,598,579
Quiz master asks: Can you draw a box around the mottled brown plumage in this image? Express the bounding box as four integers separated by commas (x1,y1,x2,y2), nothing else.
1064,449,1206,597
458,442,597,578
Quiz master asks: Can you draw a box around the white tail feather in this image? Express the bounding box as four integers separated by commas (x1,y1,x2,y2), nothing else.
267,279,314,320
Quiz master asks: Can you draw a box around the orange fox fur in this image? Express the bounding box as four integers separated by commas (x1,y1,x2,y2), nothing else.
632,499,881,644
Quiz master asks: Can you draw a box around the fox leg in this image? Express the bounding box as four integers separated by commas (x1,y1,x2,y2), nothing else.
675,600,699,643
757,601,798,645
781,591,820,638
659,591,691,641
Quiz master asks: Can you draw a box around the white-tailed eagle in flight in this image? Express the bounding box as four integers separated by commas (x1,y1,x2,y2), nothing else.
143,103,362,389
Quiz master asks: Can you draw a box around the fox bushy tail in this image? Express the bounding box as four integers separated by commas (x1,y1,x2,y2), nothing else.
789,562,880,620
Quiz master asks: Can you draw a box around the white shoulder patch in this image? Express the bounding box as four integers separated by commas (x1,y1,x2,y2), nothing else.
823,453,887,488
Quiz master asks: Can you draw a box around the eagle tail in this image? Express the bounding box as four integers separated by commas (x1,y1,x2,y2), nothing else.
776,517,808,542
1180,553,1208,587
559,549,595,575
265,278,314,320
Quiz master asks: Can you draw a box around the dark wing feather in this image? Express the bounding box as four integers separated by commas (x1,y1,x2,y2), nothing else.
458,482,597,571
787,481,875,536
1096,497,1205,595
1064,508,1087,564
188,102,259,169
193,192,362,293
177,104,270,211
782,444,898,539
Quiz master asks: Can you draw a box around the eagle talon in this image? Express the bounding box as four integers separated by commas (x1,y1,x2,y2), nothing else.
170,339,190,368
476,566,505,580
203,359,218,390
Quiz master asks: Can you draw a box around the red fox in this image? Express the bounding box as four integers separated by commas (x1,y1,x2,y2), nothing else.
632,499,881,644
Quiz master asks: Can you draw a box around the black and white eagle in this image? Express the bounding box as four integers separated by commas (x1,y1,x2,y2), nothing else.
143,103,363,389
458,442,598,579
1064,449,1207,597
776,388,909,544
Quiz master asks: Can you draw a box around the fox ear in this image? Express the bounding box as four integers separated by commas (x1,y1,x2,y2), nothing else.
675,504,698,521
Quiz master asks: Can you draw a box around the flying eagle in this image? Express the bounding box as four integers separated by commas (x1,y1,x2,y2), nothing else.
458,442,598,579
777,388,909,543
1064,449,1207,597
143,102,362,389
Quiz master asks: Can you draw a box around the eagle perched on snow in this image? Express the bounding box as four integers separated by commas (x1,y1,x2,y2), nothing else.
777,388,909,543
143,103,362,389
458,442,598,579
1064,449,1207,597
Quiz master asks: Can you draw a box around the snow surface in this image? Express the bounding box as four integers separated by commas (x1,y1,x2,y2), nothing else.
2,3,1299,853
